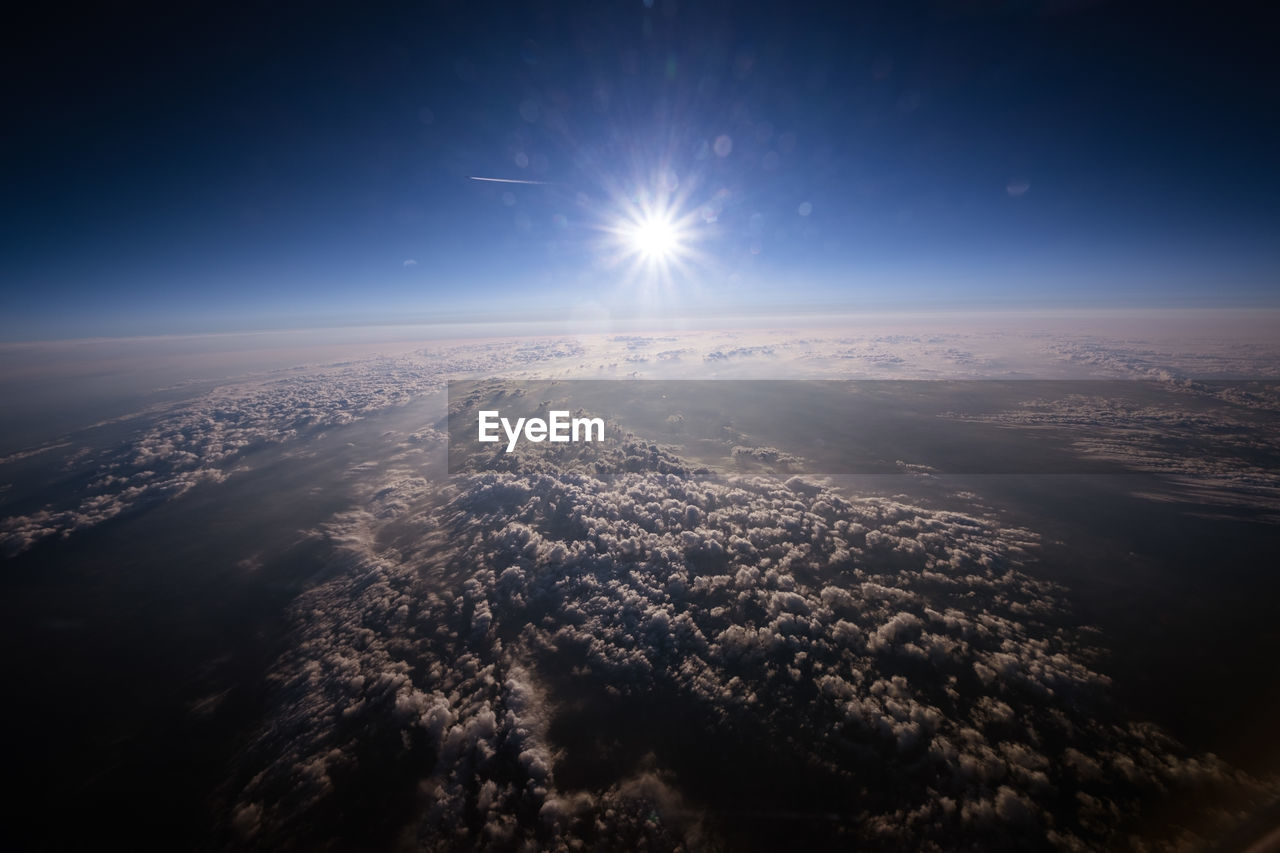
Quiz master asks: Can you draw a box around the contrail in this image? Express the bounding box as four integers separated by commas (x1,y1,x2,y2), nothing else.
467,175,548,185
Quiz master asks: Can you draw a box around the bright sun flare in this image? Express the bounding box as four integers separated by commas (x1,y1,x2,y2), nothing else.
627,217,679,260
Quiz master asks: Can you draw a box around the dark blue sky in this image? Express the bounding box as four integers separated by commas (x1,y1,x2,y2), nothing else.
2,0,1278,338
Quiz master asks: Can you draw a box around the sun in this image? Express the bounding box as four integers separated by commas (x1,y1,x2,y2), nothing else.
592,176,709,299
626,216,679,261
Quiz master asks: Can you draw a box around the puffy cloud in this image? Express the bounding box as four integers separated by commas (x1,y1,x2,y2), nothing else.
6,324,1279,847
224,430,1274,851
1,340,590,555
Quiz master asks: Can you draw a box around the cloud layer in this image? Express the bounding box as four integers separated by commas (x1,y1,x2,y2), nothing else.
226,434,1273,851
8,324,1278,555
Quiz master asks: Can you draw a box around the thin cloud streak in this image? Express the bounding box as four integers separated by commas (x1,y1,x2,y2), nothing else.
467,175,548,185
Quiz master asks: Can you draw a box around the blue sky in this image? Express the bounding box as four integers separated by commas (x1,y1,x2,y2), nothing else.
2,0,1278,339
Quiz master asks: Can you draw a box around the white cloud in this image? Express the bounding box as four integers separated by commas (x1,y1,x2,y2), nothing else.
5,322,1278,846
223,428,1275,850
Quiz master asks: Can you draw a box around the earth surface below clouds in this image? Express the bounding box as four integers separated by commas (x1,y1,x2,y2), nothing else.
2,318,1280,851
